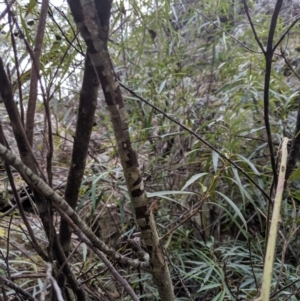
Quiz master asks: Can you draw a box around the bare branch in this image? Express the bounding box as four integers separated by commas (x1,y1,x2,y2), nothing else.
242,0,265,53
0,0,16,20
273,17,300,52
0,275,39,301
25,0,49,146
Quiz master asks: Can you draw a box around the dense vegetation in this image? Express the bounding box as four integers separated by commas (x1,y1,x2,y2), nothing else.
1,0,300,300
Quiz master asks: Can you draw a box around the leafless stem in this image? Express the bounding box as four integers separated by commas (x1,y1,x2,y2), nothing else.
25,0,49,146
0,275,39,301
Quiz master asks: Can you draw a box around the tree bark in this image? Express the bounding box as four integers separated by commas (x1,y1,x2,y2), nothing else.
59,51,99,255
67,0,175,299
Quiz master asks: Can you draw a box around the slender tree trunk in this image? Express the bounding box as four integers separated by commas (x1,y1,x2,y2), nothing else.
59,52,99,255
67,0,175,299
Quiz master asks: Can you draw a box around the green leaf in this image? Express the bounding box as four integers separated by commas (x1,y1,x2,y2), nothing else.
91,175,96,210
25,0,36,17
200,182,207,193
216,191,248,230
37,278,44,291
158,79,166,94
236,154,260,175
95,189,105,210
181,173,208,191
19,6,31,43
210,290,225,301
288,166,300,182
212,150,219,174
231,167,245,203
119,197,126,224
82,243,87,262
198,283,220,292
147,190,195,197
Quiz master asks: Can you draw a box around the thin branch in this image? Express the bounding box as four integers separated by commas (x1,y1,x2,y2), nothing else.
198,9,262,54
25,0,49,145
48,6,84,55
69,219,140,301
247,239,259,293
273,17,300,52
6,9,24,124
59,51,99,255
43,264,64,301
0,277,7,301
242,0,265,53
280,48,300,80
0,275,39,301
5,2,53,186
266,0,283,53
0,0,16,20
5,216,13,279
0,196,32,218
270,279,300,298
0,36,47,183
46,36,75,99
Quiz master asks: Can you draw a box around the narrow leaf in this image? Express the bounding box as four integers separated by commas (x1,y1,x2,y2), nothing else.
158,79,167,94
181,173,208,191
25,0,36,16
288,166,300,182
147,190,195,197
82,243,87,262
216,191,248,230
212,151,219,174
236,154,260,175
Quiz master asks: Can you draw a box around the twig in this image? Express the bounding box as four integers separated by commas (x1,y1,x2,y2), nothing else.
73,228,140,301
41,264,64,301
0,275,39,301
280,48,300,80
242,0,265,53
200,8,262,54
273,16,300,52
6,6,24,124
0,0,16,20
247,239,259,293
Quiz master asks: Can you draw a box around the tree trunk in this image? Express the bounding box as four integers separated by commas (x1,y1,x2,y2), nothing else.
67,0,175,299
